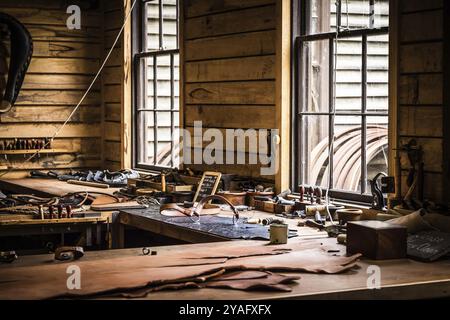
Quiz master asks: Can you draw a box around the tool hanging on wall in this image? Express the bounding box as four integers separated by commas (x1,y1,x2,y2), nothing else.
399,139,424,210
0,138,52,151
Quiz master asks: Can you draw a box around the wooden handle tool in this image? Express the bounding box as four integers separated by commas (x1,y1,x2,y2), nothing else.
67,180,110,189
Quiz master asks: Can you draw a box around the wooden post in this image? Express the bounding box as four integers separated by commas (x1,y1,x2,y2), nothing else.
122,0,133,169
275,0,292,192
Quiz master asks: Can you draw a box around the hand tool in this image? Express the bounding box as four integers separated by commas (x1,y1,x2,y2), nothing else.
54,246,84,261
142,247,157,256
67,179,110,189
38,205,44,220
246,218,261,224
299,185,305,202
0,251,17,263
262,217,284,226
66,205,72,218
314,187,322,204
57,205,64,218
307,185,314,203
370,172,387,210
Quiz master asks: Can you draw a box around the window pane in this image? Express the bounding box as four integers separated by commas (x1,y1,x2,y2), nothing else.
145,0,178,51
373,0,389,28
337,0,370,30
367,34,389,112
333,116,362,192
335,36,362,113
301,115,330,188
366,117,388,192
302,39,330,112
137,112,155,165
137,53,180,168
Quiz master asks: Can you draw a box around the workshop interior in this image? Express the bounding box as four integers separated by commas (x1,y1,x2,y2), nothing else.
0,0,449,302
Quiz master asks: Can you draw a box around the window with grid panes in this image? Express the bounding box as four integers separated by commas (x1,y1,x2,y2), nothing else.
294,0,389,203
134,0,180,170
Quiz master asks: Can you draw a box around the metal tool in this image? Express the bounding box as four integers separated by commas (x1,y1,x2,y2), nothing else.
0,251,18,263
54,246,84,261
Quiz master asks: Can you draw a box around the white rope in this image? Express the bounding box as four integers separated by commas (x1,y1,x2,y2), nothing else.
0,0,138,178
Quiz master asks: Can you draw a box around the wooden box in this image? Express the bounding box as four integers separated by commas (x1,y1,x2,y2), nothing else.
275,203,294,215
347,220,407,260
263,201,276,213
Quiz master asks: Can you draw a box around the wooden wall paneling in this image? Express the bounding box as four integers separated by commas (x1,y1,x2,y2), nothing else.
182,0,279,183
184,30,276,61
397,2,445,202
185,56,276,82
185,5,276,40
185,81,276,105
443,1,450,203
184,105,276,129
101,0,125,170
0,2,103,178
185,0,275,18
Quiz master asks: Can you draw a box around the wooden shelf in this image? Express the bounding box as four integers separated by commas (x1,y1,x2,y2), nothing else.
0,149,73,155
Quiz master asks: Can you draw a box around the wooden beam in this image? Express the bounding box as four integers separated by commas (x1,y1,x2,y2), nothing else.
443,0,450,203
122,0,133,169
274,0,291,192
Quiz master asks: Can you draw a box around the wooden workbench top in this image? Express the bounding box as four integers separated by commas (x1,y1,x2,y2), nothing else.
0,178,120,197
2,238,450,300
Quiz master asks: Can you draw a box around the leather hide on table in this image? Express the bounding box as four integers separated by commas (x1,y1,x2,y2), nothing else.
0,241,360,299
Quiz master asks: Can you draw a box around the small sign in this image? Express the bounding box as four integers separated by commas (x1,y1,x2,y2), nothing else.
193,171,222,203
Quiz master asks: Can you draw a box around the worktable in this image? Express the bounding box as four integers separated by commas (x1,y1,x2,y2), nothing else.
0,214,110,248
0,178,121,249
0,178,120,197
118,207,328,246
1,238,450,300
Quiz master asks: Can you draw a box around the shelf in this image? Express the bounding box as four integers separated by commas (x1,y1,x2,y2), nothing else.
0,149,73,155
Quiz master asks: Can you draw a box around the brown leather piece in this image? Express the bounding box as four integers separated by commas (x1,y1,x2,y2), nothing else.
205,271,301,292
119,271,299,298
0,242,360,299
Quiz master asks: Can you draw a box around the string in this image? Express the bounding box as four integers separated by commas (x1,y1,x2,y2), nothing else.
0,0,138,178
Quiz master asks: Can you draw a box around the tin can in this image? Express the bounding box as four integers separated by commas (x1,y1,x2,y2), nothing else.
270,223,288,244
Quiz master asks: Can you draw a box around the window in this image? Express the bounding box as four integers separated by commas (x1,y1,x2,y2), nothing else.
133,0,180,170
294,0,389,202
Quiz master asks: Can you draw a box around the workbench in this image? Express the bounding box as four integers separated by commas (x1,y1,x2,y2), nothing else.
1,238,450,300
0,178,120,197
0,178,121,249
0,214,110,248
118,207,328,246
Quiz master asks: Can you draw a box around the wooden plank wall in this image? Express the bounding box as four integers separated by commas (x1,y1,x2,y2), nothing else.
181,0,278,180
0,0,103,178
102,0,125,171
397,0,444,202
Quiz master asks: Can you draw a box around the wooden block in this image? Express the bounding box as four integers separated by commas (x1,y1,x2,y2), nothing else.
347,221,407,260
254,199,265,211
275,203,294,214
263,201,275,213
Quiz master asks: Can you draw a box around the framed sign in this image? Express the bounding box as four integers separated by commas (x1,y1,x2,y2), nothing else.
193,171,222,203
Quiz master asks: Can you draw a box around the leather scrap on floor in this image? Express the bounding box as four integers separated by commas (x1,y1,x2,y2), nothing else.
0,241,360,299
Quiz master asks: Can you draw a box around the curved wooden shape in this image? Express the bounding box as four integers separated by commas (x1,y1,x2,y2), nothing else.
310,126,388,191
